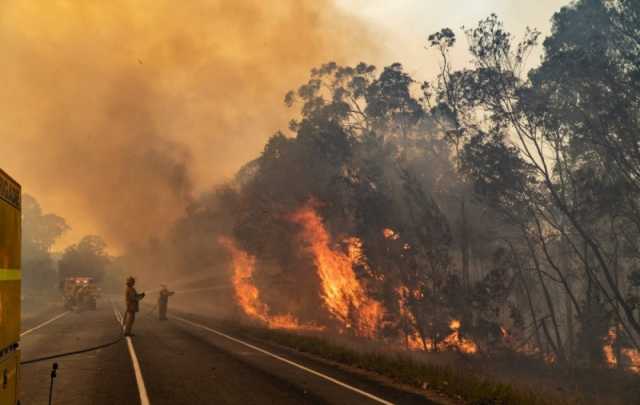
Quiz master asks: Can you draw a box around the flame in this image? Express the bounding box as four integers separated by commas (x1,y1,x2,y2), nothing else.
603,327,640,373
406,334,426,350
218,236,322,331
396,286,426,350
290,204,383,337
221,202,480,355
383,228,399,240
544,352,557,365
441,319,478,354
623,348,640,374
499,325,516,347
345,236,366,264
603,328,617,368
395,287,477,354
405,328,477,354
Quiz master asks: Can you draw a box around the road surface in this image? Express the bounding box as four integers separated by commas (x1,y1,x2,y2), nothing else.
19,298,439,404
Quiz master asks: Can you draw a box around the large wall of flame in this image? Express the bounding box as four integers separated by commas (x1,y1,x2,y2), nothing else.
0,0,375,250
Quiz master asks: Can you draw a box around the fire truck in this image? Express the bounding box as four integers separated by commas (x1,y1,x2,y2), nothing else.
0,168,21,405
63,277,99,310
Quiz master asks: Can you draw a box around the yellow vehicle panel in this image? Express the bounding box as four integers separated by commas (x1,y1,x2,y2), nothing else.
0,281,21,351
0,169,21,349
0,352,19,404
0,168,20,405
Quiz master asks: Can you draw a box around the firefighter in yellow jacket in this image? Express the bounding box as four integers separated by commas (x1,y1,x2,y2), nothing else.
158,284,175,320
123,276,145,336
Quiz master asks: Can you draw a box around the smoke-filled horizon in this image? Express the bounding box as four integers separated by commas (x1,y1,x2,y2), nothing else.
0,0,377,251
1,1,569,252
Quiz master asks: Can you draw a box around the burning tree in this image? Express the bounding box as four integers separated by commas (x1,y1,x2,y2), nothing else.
203,59,492,355
147,0,640,376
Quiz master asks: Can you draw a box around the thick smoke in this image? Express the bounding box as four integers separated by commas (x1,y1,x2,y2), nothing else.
0,0,376,250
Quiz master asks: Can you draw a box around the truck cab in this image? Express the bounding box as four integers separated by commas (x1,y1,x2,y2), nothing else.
63,277,99,310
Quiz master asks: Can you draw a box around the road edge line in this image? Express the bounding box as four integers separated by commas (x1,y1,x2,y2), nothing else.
20,311,69,337
112,305,151,405
172,315,394,405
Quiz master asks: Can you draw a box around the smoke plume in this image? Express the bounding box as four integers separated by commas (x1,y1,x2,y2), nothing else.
0,0,375,250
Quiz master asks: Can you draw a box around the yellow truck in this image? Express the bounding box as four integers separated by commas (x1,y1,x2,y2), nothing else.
0,169,21,405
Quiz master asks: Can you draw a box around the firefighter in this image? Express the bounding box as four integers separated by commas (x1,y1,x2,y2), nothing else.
158,284,175,320
70,283,83,309
76,284,88,310
123,276,145,336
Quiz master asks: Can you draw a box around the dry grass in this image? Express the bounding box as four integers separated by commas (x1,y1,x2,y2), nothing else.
226,323,577,405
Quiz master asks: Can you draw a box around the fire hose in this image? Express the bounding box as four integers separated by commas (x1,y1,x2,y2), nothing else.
142,303,159,318
21,286,218,365
20,334,124,365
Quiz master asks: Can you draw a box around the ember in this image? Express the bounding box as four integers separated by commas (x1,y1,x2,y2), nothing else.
383,228,400,240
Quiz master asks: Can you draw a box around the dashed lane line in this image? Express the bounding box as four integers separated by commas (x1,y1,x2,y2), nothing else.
20,311,69,337
172,315,395,405
112,305,151,405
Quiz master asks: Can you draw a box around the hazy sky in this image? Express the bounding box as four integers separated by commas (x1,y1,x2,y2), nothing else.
1,1,572,252
336,0,572,78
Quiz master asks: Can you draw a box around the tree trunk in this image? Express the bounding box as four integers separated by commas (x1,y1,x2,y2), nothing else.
524,228,566,364
508,238,544,353
460,198,470,291
561,228,574,366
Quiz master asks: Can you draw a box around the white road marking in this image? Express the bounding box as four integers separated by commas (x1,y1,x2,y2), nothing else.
112,305,123,325
172,315,395,405
112,306,151,405
20,311,69,337
126,336,151,405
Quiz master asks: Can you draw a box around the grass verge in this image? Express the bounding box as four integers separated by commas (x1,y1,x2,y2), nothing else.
229,324,572,405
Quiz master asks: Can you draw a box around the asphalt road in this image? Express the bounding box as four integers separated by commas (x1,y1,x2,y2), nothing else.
19,298,438,405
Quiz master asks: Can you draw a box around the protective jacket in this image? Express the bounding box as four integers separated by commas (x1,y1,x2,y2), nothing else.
126,286,144,312
158,287,175,320
158,288,175,304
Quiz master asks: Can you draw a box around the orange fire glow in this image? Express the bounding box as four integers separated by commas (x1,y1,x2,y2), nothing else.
395,287,477,354
221,202,481,355
218,236,322,331
396,286,428,350
441,319,478,354
623,348,640,374
603,327,640,373
383,228,399,240
290,204,383,337
603,328,617,368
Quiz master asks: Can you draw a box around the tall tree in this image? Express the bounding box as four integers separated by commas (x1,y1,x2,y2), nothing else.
428,0,640,366
21,194,69,291
58,235,110,282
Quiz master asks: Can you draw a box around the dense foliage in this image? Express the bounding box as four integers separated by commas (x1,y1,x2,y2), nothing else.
58,235,111,283
21,194,69,291
147,0,640,378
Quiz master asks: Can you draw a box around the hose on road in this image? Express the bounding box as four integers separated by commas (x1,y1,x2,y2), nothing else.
142,303,158,318
20,335,125,365
21,299,163,365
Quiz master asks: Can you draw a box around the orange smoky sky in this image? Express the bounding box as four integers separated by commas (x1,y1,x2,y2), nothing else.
0,1,377,251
